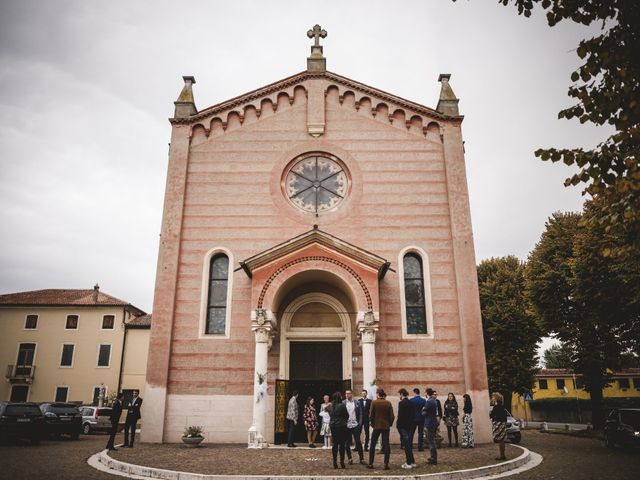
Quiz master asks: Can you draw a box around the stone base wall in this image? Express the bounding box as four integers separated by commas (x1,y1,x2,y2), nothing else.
164,394,274,443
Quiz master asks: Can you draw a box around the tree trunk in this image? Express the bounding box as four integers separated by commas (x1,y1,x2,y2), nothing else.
503,391,513,416
590,385,605,430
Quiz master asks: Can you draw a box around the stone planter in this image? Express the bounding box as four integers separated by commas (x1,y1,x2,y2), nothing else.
181,436,204,447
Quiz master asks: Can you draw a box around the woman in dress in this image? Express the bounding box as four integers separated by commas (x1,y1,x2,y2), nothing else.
303,396,319,448
461,394,474,448
443,392,459,447
490,392,507,460
319,394,332,448
327,391,349,469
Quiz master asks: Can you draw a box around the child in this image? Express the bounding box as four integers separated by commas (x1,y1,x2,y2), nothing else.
319,395,332,448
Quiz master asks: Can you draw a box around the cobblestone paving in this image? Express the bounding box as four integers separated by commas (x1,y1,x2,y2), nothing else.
110,441,515,476
0,430,638,479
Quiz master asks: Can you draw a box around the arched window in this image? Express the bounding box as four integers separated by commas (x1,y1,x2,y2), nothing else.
403,253,428,334
206,254,229,334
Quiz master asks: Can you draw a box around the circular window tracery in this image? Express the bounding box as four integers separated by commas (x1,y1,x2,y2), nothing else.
284,154,349,214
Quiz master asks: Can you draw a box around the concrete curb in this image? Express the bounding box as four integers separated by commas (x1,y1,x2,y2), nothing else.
88,445,540,480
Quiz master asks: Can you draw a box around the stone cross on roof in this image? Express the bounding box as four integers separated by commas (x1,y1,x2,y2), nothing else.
306,24,327,73
307,24,327,47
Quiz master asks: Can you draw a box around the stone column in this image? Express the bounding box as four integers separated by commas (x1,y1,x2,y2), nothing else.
251,309,275,441
357,311,379,389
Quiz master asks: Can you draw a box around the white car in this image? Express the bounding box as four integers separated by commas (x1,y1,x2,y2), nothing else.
79,406,112,434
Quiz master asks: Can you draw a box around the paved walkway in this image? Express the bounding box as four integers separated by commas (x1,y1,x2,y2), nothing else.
91,443,538,479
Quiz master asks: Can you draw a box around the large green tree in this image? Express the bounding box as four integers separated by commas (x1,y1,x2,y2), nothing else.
498,1,640,241
526,208,640,428
543,342,573,369
478,256,541,412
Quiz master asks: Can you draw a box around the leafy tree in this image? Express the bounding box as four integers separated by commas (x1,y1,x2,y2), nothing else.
478,256,541,412
526,207,640,428
543,343,573,369
497,1,640,241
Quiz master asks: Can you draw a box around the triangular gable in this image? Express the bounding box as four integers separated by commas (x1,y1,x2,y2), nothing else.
240,228,390,279
171,70,459,127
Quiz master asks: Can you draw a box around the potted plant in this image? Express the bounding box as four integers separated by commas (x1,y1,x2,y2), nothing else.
182,425,204,446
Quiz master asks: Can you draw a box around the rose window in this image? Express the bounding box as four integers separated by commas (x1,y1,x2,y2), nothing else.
285,155,348,214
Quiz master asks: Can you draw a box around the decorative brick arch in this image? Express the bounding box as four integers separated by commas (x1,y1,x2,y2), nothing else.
257,255,373,310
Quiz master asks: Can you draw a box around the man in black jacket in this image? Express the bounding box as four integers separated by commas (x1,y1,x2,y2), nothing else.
357,390,372,451
105,392,124,451
123,389,143,448
397,388,416,469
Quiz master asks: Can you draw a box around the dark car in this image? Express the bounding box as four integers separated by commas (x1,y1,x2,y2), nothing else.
605,408,640,449
0,401,45,444
39,403,82,439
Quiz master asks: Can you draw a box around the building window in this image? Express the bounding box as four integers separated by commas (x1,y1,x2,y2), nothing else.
16,343,36,375
60,344,75,367
403,253,428,334
10,385,29,402
538,379,548,390
24,314,38,329
97,344,111,367
284,153,350,214
101,315,115,329
619,378,630,389
556,379,566,390
575,376,585,389
65,315,79,329
634,378,640,389
206,254,229,335
55,386,69,403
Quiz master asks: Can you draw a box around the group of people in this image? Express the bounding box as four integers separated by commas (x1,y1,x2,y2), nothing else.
105,389,143,451
286,386,486,470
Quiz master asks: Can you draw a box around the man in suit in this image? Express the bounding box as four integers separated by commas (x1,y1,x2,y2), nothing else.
397,388,417,469
343,389,366,465
424,388,439,465
409,387,427,451
105,392,123,451
366,388,395,470
123,389,143,448
358,389,372,451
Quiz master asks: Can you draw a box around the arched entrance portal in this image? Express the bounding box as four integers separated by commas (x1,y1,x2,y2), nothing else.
272,273,356,444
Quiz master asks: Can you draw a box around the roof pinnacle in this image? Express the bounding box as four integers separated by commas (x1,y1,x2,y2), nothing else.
436,74,460,116
174,75,197,118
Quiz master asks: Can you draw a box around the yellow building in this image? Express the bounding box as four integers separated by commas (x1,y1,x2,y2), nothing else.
121,314,151,400
512,368,640,423
0,286,147,405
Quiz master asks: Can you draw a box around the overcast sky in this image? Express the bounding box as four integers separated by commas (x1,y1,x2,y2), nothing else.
0,0,607,343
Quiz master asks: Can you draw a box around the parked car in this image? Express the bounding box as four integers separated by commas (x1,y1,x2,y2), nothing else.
489,406,522,444
80,406,113,434
0,401,45,444
39,403,82,439
505,411,522,444
605,408,640,449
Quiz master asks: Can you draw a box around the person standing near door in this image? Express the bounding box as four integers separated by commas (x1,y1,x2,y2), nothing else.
123,389,143,448
303,396,319,448
105,392,123,451
286,390,299,447
358,389,372,451
328,391,349,469
366,388,394,470
343,389,366,465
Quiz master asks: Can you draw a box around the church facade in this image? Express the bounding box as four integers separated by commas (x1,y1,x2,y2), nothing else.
142,27,491,444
